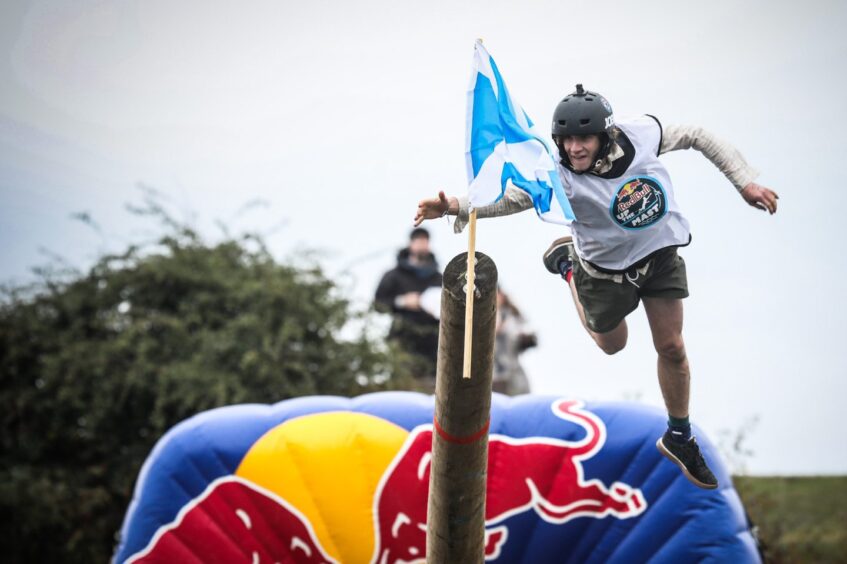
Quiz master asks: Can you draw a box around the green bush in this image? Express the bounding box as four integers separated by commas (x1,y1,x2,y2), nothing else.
735,476,847,563
0,210,414,562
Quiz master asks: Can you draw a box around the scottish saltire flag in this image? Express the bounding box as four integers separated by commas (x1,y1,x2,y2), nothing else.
466,41,574,224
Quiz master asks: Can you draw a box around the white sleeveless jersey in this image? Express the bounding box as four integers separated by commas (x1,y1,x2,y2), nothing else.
558,115,691,271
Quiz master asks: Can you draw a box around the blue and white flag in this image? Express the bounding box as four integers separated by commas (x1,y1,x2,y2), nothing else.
466,41,574,224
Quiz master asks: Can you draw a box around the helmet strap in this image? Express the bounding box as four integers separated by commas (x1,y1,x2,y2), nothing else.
596,132,612,161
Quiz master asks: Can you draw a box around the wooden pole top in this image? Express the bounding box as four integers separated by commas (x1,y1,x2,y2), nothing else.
443,251,498,308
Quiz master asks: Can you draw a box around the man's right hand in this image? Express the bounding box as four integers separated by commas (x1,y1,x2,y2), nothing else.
414,191,457,226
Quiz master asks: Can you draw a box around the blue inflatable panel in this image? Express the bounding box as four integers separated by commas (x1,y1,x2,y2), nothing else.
115,393,760,563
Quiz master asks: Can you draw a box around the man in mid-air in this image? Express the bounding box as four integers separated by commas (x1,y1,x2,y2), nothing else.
414,84,778,489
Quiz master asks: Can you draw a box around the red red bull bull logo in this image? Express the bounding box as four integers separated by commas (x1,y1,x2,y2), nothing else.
371,399,646,563
121,399,646,563
611,175,667,229
126,476,338,563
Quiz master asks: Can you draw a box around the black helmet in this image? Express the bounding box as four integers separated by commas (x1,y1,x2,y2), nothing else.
551,84,614,137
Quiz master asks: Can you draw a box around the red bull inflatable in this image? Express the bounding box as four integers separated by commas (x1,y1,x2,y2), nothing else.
115,392,761,563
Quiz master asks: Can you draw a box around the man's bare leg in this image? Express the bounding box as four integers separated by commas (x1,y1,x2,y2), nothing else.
567,277,628,355
644,296,718,489
642,297,689,418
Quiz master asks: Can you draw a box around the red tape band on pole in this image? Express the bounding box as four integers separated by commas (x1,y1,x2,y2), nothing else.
433,417,490,445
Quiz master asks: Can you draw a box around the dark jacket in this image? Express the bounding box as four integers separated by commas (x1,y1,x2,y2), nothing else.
374,249,442,362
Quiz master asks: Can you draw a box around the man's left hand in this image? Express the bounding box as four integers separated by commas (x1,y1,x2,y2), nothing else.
741,182,779,215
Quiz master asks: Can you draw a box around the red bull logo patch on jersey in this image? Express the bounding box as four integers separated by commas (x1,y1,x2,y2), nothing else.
611,176,667,229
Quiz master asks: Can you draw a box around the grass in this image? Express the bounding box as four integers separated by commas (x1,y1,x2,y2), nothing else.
733,476,847,563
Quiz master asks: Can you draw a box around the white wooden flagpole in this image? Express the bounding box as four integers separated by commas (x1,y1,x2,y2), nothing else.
462,37,485,380
462,208,477,379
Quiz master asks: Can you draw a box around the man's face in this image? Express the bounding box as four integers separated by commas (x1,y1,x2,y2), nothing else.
562,134,601,172
408,236,430,259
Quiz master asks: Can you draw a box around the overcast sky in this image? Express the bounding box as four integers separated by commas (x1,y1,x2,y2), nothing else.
2,0,845,475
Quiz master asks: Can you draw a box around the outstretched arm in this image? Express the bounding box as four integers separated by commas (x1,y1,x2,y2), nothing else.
662,124,779,215
414,191,458,226
414,187,534,232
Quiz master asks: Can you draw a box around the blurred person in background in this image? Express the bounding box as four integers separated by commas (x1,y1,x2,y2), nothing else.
493,287,537,395
374,227,442,387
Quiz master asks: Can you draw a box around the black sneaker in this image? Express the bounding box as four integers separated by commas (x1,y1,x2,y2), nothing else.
542,236,574,276
656,431,719,490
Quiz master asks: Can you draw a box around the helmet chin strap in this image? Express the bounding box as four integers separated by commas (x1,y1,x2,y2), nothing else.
595,132,613,163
